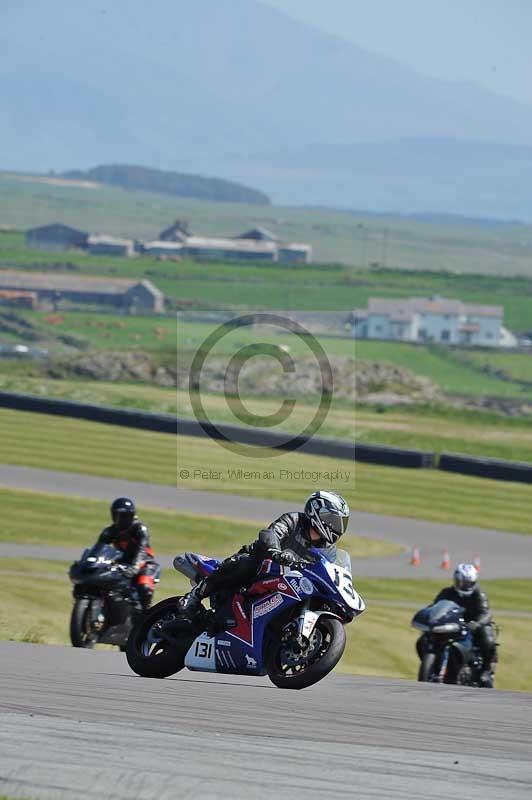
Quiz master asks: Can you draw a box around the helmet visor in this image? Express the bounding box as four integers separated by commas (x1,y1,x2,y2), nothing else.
455,577,476,593
319,509,349,535
114,510,135,529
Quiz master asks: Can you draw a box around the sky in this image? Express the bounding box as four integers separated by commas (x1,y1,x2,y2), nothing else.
266,0,532,105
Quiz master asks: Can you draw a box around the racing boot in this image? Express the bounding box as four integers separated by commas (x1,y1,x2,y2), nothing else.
177,579,208,621
479,658,495,688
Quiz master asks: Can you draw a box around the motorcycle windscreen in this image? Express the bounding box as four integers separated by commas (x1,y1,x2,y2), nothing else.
415,600,464,628
85,542,123,565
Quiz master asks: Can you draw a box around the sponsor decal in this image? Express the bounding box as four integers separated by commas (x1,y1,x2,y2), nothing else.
299,577,314,596
217,640,231,646
245,654,257,669
278,582,287,591
253,593,283,618
289,579,300,595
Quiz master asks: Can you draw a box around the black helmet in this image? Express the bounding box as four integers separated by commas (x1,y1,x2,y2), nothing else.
110,497,136,531
304,491,350,545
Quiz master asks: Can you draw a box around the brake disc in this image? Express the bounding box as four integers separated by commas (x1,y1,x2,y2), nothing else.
280,627,323,667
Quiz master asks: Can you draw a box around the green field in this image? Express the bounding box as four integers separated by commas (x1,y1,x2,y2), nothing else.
2,171,532,276
1,558,529,691
1,408,531,534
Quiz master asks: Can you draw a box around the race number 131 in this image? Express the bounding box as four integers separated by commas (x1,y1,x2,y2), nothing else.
194,641,213,659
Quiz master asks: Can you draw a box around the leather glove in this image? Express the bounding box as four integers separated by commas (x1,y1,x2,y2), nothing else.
468,620,480,633
117,564,135,578
270,550,296,567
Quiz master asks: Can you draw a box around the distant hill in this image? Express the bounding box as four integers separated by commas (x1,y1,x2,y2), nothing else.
2,0,532,216
60,164,270,206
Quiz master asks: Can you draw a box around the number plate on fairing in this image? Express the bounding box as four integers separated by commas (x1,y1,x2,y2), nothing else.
185,633,216,671
323,562,365,612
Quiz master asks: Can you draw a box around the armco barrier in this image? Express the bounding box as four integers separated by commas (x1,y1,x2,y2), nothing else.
0,390,435,467
353,442,434,468
439,452,532,484
0,391,177,434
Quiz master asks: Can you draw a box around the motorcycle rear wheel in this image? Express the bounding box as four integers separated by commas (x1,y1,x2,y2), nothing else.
70,598,98,649
126,597,194,678
418,653,436,682
267,617,346,690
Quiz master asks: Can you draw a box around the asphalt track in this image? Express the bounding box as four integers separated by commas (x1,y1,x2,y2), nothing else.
1,464,532,578
1,641,531,800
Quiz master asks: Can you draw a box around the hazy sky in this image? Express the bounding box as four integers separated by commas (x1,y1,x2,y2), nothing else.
266,0,532,105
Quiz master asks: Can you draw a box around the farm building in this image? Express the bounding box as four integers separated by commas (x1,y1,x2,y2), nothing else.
158,220,190,242
155,220,312,263
142,241,183,257
0,290,38,310
24,219,312,263
86,235,135,257
351,296,516,348
277,244,313,264
236,227,278,242
183,235,278,262
0,272,165,313
26,223,88,252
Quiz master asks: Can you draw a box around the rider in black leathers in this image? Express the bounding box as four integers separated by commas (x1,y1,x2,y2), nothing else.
96,498,159,611
177,491,349,618
417,562,497,686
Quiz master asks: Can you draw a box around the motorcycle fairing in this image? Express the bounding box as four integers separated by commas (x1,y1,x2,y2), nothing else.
213,574,302,675
176,548,365,677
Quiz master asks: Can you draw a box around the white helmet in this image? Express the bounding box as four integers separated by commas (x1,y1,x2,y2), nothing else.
453,563,478,596
304,490,350,545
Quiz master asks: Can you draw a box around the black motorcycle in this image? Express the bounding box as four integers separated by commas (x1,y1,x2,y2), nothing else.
412,600,488,687
69,543,157,649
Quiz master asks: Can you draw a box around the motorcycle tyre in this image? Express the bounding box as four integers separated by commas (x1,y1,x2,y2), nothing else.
70,598,97,649
456,665,473,686
267,617,346,690
126,597,193,679
418,653,436,682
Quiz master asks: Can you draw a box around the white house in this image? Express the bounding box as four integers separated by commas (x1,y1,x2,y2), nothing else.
351,296,516,348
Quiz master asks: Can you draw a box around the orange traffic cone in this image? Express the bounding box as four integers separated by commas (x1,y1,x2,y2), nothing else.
440,548,451,570
473,554,481,573
410,546,421,567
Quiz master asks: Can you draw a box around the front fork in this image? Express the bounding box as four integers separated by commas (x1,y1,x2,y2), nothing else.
296,601,314,641
296,602,342,642
437,645,450,683
89,597,106,630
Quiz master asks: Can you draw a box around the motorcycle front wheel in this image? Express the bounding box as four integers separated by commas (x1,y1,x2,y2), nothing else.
70,598,98,649
126,597,195,678
267,617,346,690
417,653,436,682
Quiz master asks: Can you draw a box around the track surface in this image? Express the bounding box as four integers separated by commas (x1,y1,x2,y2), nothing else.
1,642,531,800
1,464,532,578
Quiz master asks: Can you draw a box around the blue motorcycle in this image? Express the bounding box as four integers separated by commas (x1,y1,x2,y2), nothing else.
126,547,365,689
412,600,485,686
